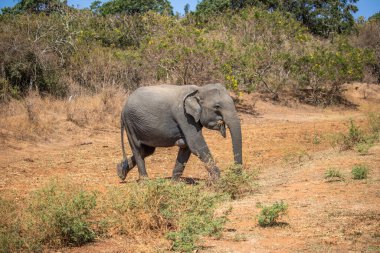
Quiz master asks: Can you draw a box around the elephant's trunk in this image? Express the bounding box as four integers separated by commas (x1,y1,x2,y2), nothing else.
224,111,243,165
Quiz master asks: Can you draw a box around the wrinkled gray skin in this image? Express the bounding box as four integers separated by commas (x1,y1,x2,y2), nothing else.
117,83,242,181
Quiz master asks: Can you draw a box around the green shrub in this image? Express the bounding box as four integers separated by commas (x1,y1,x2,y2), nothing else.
337,119,378,153
339,120,364,150
26,180,97,248
104,179,228,252
324,168,344,181
0,181,97,252
351,165,369,180
291,41,375,105
215,164,258,199
257,201,288,227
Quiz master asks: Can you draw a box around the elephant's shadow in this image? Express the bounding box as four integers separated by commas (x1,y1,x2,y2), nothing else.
163,177,203,185
120,177,203,185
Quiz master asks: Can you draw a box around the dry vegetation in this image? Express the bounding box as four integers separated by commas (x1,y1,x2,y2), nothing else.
0,83,379,252
1,3,380,253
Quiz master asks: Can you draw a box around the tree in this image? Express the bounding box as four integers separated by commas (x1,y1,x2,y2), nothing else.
1,0,69,14
195,0,359,37
368,11,380,22
92,0,174,15
184,3,190,15
280,0,359,37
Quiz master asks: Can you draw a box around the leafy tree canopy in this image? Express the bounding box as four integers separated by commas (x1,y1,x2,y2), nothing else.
1,0,69,14
91,0,173,15
195,0,359,37
368,11,380,22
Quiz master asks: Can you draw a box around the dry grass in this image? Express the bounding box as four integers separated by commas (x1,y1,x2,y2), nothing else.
0,88,125,143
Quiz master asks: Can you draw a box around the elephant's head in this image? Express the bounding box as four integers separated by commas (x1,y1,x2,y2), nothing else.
184,83,243,164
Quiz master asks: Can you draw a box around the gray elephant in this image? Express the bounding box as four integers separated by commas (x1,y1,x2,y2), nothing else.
117,83,242,181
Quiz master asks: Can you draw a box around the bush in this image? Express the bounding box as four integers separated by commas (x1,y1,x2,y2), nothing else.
0,7,375,104
25,180,97,248
351,19,380,83
351,165,369,180
257,201,288,227
292,40,375,105
341,119,364,150
0,181,97,252
336,119,379,153
324,168,344,181
215,164,258,199
104,179,228,252
0,14,74,98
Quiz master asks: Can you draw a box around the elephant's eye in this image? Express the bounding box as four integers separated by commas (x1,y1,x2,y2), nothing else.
214,104,221,110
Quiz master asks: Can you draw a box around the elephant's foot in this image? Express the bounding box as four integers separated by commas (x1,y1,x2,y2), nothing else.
207,166,220,182
117,160,129,181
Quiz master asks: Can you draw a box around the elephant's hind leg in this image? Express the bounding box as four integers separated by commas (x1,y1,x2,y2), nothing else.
117,156,136,181
117,144,155,181
172,147,191,180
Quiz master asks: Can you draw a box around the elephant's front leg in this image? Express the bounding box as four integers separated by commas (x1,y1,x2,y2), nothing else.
187,135,220,180
172,147,191,180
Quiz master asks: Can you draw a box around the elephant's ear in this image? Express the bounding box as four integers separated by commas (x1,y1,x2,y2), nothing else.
184,90,201,122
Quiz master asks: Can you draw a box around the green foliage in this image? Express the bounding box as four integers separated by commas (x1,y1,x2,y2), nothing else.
257,201,288,227
0,13,75,98
0,181,97,252
324,168,344,180
338,119,378,153
26,181,97,247
93,0,173,15
351,165,369,180
1,0,70,14
368,12,380,22
0,4,376,103
195,0,359,37
332,118,379,154
291,40,375,105
351,17,380,83
215,164,258,199
105,179,227,252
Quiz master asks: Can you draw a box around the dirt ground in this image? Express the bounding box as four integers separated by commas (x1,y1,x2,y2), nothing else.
0,83,379,252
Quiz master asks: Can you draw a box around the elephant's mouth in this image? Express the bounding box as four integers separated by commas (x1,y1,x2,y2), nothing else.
207,120,226,138
216,120,226,138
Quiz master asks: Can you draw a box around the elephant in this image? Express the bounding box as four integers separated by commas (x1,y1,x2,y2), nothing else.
116,83,243,181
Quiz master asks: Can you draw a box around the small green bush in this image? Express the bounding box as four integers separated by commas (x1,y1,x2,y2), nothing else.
215,164,258,200
324,168,344,181
337,119,378,153
257,201,288,227
351,165,369,180
26,180,97,248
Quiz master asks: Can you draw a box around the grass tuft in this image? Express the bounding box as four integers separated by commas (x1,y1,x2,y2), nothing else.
214,164,258,200
324,168,344,181
351,164,369,180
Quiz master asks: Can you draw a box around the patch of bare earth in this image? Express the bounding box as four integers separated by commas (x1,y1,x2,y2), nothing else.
0,83,379,252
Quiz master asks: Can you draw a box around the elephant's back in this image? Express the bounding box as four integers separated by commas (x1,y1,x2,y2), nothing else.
129,84,195,100
122,85,188,147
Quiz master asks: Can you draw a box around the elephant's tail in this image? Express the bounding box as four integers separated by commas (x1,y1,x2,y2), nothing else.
120,115,127,160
